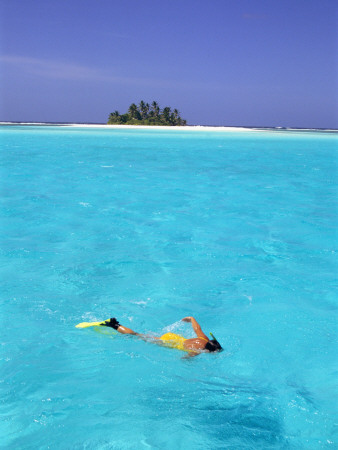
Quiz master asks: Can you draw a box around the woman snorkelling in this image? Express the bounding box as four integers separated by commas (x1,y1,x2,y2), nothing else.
101,316,222,354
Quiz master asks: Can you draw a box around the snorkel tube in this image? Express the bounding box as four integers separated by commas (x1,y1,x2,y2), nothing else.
209,332,223,351
210,332,218,342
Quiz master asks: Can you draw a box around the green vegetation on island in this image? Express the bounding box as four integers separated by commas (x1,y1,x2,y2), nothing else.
108,101,187,126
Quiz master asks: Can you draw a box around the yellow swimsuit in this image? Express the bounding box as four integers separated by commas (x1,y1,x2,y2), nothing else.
160,333,187,351
160,332,208,352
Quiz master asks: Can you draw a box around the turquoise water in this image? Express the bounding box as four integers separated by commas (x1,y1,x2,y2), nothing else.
1,125,337,449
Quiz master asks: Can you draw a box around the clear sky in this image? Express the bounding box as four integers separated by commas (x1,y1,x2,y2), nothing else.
1,0,337,127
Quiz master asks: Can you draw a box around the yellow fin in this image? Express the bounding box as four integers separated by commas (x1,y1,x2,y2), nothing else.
75,319,109,328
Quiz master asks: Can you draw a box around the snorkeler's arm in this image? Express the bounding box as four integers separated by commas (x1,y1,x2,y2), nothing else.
181,351,199,359
182,317,209,340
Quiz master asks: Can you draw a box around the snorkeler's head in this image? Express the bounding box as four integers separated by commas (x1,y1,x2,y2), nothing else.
205,333,223,352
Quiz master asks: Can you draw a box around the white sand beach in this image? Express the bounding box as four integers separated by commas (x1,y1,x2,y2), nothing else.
2,123,336,132
67,124,253,132
0,122,255,132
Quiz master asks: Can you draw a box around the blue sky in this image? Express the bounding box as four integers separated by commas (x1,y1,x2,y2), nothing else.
1,0,337,127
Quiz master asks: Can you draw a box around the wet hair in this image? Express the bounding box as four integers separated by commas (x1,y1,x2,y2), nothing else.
205,339,223,352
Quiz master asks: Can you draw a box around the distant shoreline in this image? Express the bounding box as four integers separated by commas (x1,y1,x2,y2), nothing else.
70,124,253,132
1,122,337,133
0,122,251,132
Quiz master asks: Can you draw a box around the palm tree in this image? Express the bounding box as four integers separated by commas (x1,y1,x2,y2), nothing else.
108,110,121,123
170,112,176,125
152,101,160,118
128,103,138,119
162,106,171,123
171,109,180,125
139,100,145,117
139,100,149,119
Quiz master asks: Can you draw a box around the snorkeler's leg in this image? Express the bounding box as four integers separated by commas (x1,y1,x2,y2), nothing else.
116,324,138,335
118,326,162,341
117,325,163,343
117,325,162,343
101,318,138,335
101,317,159,341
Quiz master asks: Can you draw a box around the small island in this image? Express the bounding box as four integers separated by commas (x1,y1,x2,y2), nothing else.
108,101,187,126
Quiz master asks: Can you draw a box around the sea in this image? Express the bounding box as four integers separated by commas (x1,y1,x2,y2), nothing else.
1,125,337,449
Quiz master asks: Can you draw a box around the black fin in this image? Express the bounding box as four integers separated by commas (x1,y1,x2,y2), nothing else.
101,318,120,330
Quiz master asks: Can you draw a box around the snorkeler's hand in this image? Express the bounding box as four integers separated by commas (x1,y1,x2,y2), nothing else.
182,317,207,340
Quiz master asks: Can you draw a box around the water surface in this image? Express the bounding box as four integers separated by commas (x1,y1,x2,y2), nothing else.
1,126,337,448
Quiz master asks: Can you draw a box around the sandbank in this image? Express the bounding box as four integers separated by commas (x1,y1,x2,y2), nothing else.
66,124,253,132
0,122,253,131
2,123,336,132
